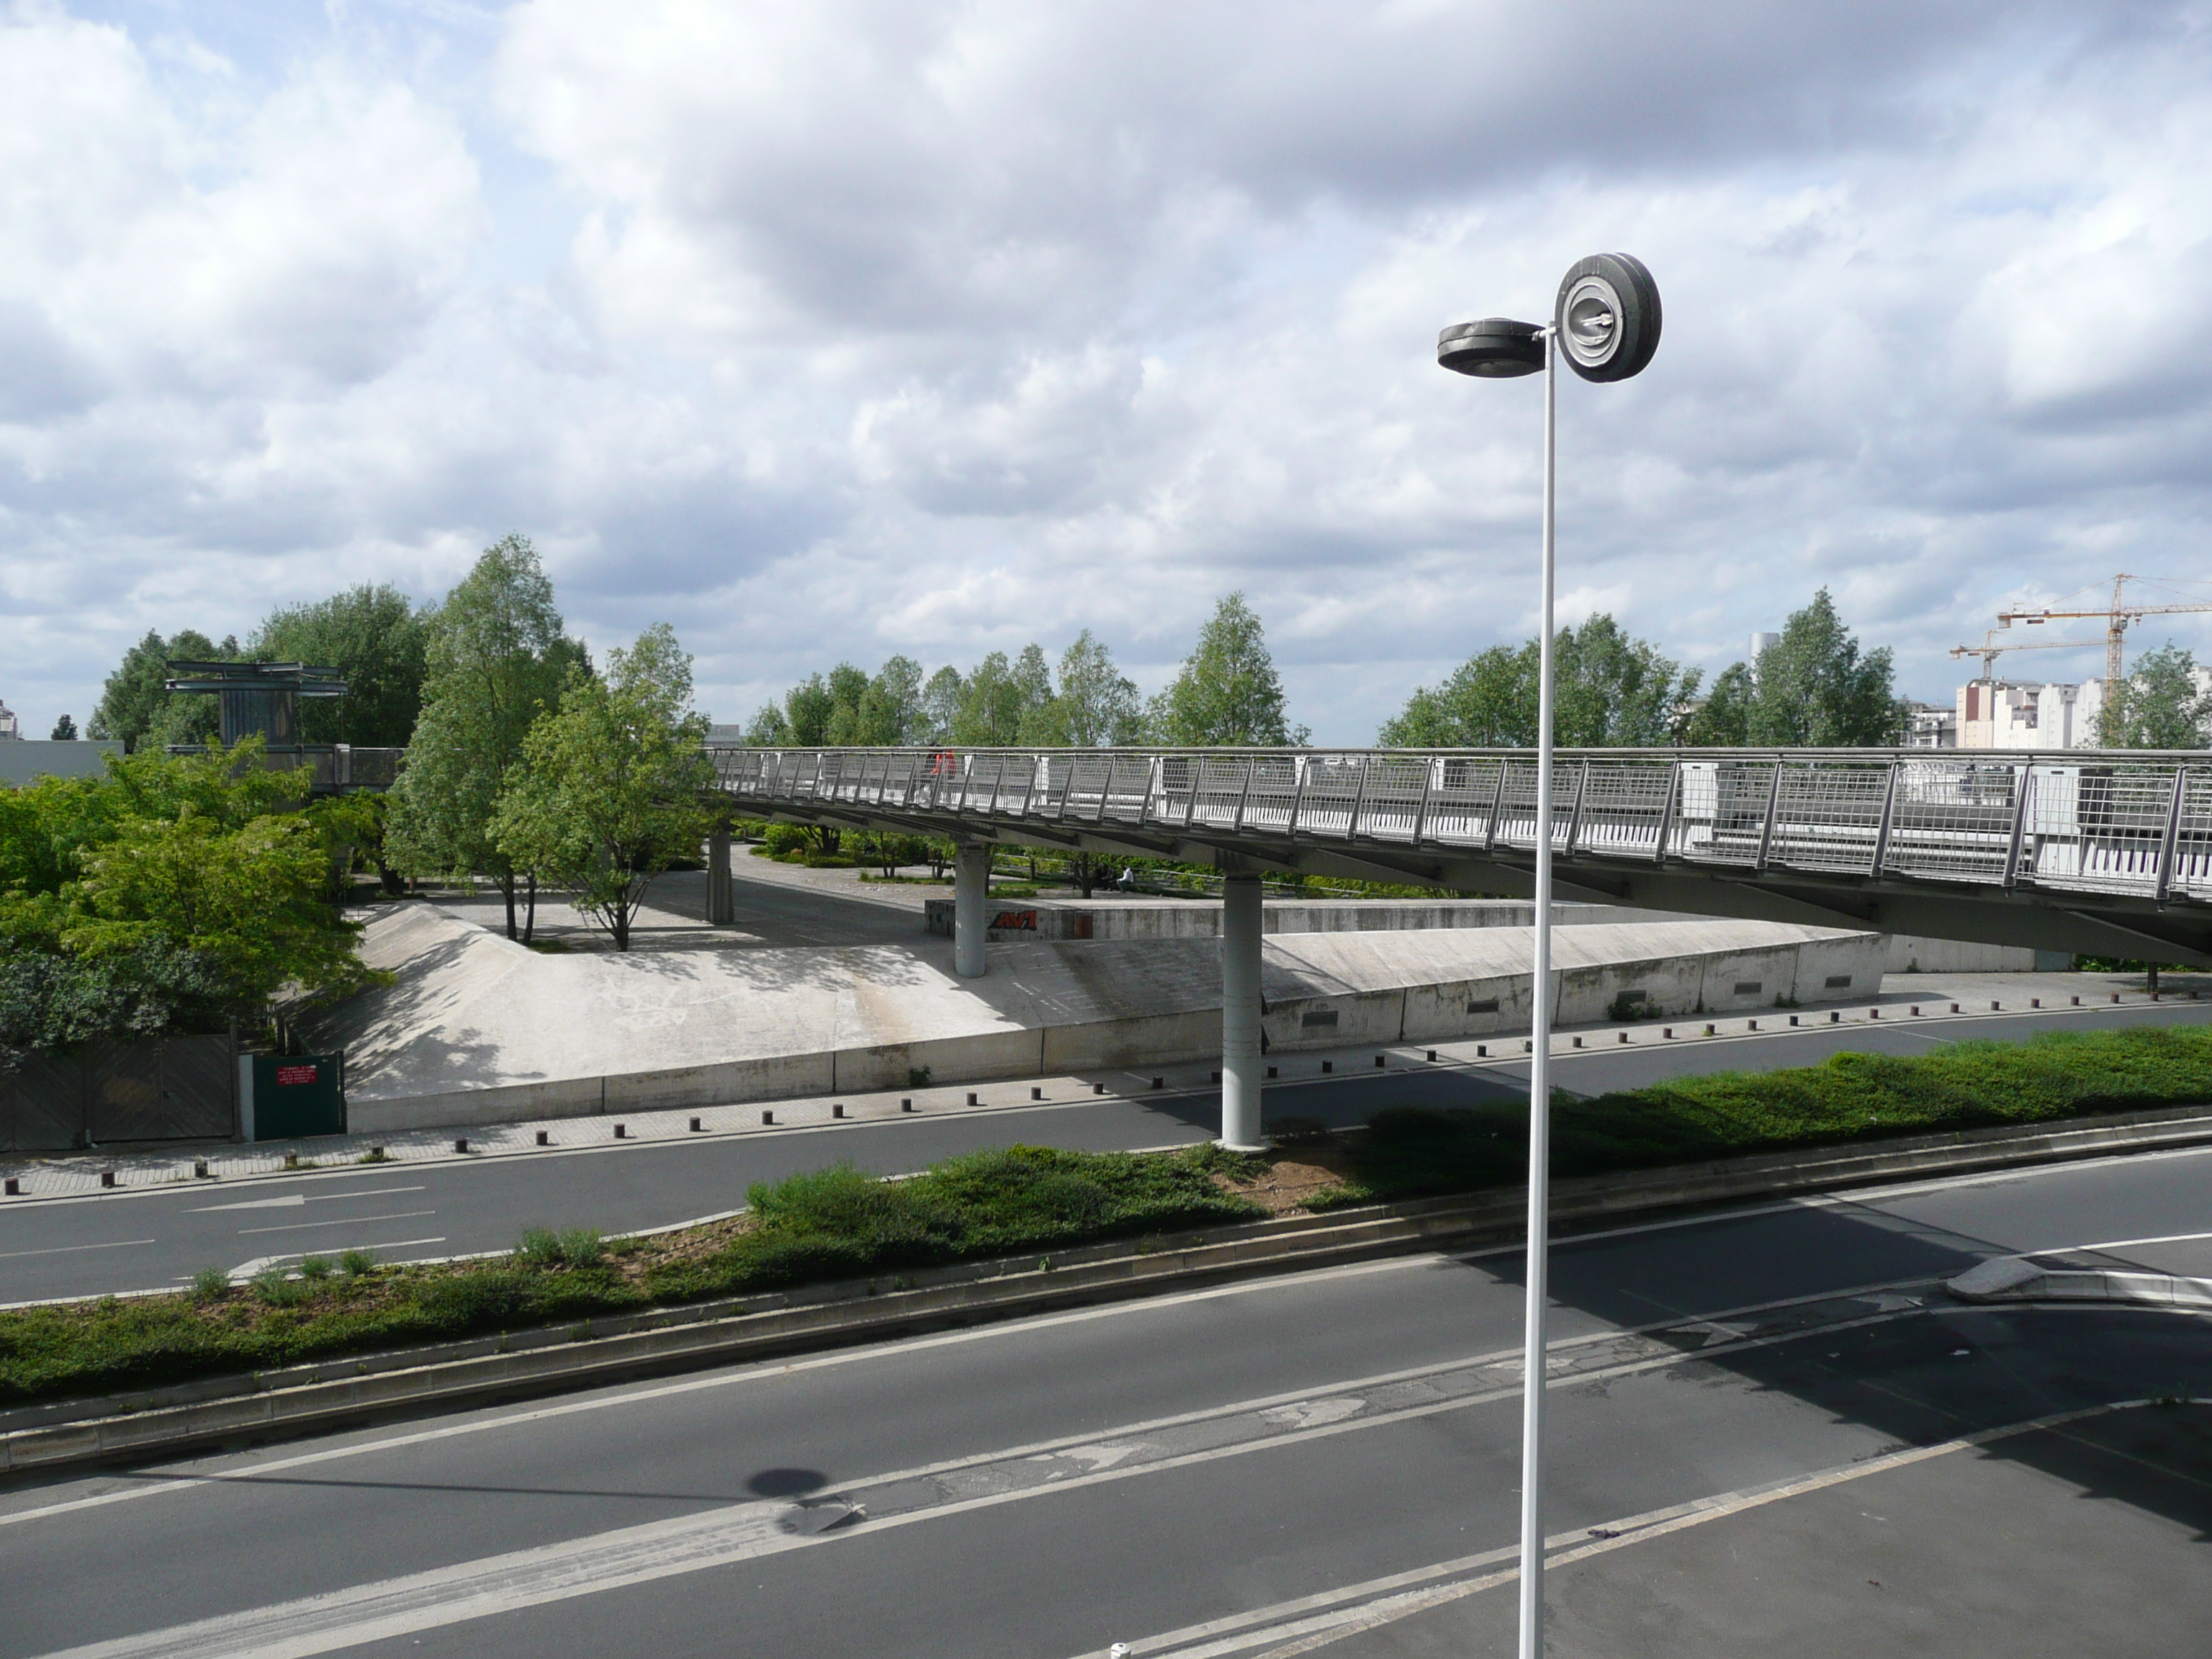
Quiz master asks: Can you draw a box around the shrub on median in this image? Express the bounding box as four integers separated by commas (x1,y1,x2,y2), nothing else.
0,1143,1260,1406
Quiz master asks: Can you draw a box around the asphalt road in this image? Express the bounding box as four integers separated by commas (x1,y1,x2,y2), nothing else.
4,999,2211,1304
4,1142,2208,1658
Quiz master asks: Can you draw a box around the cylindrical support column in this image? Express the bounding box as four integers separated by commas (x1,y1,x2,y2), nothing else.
706,829,734,925
953,843,991,978
1219,873,1266,1150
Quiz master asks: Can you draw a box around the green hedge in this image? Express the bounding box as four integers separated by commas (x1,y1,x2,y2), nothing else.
1316,1024,2212,1206
0,1145,1260,1406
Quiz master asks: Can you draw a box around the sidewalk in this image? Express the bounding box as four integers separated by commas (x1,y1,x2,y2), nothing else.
3,971,2198,1201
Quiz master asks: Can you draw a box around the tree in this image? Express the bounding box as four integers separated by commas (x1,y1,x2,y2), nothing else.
1153,593,1306,746
950,649,1053,745
917,666,964,744
383,534,585,940
1032,631,1142,746
1378,614,1694,747
0,742,375,1061
48,714,76,741
491,625,712,952
252,583,431,747
1737,590,1903,747
744,703,791,745
2100,643,2212,749
782,672,838,745
855,655,924,745
91,629,224,752
1682,662,1754,746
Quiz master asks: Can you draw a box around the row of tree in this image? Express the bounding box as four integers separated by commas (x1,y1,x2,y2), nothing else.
748,593,1308,750
1383,591,1909,748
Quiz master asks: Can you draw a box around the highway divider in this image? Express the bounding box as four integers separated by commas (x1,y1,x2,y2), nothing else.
7,1096,2212,1478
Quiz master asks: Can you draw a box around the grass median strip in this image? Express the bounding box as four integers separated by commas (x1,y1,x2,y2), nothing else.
4,1025,2210,1410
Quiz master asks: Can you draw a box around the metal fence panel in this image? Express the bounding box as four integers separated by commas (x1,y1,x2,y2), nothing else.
1,1051,84,1153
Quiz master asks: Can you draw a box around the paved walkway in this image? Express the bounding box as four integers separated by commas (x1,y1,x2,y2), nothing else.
3,971,2200,1201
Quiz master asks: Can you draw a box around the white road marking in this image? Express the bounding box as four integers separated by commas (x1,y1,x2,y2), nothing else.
0,1238,155,1261
235,1211,436,1236
1117,1398,2170,1658
189,1186,426,1214
2036,1226,2212,1256
21,1298,1960,1659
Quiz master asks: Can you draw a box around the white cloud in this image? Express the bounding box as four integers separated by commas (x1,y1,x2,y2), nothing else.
5,0,2212,740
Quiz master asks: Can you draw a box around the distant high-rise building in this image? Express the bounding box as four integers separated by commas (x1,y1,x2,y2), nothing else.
0,698,19,740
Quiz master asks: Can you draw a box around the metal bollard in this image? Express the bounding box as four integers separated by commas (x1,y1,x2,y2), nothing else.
454,1138,469,1154
1031,1086,1043,1100
968,1092,979,1106
761,1110,775,1125
832,1105,845,1118
1477,1044,1488,1056
536,1130,550,1146
1151,1076,1164,1089
100,1170,117,1188
2,1178,17,1197
1618,1031,1629,1043
1829,1011,1840,1024
1427,1049,1439,1061
1375,1054,1387,1067
689,1118,703,1133
1663,1028,1673,1040
1093,1082,1105,1094
1322,1059,1334,1072
1267,1065,1279,1078
194,1159,210,1178
613,1123,627,1139
902,1098,915,1111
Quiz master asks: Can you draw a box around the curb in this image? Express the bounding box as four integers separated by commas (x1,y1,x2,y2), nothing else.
1946,1255,2212,1310
8,1102,2212,1478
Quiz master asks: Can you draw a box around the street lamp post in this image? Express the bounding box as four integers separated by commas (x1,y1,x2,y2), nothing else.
1438,253,1660,1659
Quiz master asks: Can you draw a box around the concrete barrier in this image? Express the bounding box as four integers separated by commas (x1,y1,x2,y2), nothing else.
922,896,1694,943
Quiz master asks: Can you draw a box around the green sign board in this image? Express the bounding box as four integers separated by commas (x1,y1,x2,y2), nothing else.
245,1052,347,1141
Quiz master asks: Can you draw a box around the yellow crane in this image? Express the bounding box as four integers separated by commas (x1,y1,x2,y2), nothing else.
1947,630,2105,680
1996,573,2212,686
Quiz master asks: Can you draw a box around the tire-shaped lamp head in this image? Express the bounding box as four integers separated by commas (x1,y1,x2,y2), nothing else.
1436,318,1545,379
1554,253,1660,382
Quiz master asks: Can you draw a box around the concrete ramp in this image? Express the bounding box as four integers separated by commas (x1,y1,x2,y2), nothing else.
318,902,1884,1134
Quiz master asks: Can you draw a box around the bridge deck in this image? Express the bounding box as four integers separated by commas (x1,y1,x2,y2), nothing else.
708,746,2212,965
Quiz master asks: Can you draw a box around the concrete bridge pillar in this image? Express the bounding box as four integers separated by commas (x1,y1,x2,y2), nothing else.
1220,872,1267,1150
953,842,991,978
706,829,734,925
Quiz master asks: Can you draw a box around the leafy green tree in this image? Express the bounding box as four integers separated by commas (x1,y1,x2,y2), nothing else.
781,672,839,745
917,666,964,744
1682,662,1754,745
252,583,430,747
384,535,585,940
1695,590,1903,747
855,655,925,745
1152,593,1306,746
91,629,224,752
48,714,76,741
951,648,1054,745
743,703,791,745
1041,631,1143,747
2098,643,2211,749
491,625,712,953
0,743,374,1060
1382,615,1696,748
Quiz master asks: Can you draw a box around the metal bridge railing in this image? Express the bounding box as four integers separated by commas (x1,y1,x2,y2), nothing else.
704,745,2212,905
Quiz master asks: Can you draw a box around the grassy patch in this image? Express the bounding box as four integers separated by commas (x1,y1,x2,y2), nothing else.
1305,1024,2212,1208
0,1144,1260,1407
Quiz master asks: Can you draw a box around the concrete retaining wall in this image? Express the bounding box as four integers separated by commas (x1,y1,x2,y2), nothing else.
341,919,1888,1135
921,896,1691,943
1885,935,2073,974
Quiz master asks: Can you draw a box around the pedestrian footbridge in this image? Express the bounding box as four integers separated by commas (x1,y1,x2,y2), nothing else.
709,746,2212,967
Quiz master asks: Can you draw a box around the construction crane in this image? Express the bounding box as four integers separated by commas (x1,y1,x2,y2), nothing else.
1948,630,2105,680
1995,572,2212,686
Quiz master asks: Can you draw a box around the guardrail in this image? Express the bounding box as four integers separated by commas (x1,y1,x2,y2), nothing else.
706,745,2212,907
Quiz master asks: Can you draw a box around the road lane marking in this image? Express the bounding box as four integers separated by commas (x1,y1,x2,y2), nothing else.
0,1238,156,1261
189,1186,426,1214
1115,1398,2172,1658
235,1211,436,1236
21,1293,2044,1659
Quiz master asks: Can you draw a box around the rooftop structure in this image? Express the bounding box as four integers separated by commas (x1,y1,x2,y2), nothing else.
0,698,18,740
162,660,347,748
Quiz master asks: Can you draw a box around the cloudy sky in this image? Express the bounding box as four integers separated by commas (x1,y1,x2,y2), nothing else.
4,0,2211,743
